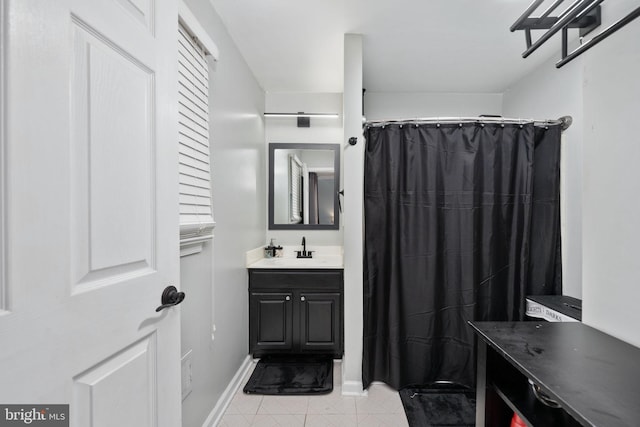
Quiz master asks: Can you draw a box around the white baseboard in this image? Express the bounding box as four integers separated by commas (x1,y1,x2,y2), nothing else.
339,357,367,396
202,355,253,427
341,380,368,396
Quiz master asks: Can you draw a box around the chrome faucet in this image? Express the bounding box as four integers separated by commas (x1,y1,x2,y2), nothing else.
296,236,313,258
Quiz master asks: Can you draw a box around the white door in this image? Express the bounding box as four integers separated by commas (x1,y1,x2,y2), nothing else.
1,0,181,426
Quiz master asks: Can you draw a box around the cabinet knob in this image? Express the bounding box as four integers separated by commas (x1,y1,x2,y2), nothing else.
301,296,306,301
285,296,290,301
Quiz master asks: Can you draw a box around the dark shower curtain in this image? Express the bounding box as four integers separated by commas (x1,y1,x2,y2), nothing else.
362,121,562,390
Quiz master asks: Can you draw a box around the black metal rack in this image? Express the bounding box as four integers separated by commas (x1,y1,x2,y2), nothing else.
511,0,640,68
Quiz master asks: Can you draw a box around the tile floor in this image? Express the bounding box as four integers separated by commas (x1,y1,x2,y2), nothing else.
218,361,409,427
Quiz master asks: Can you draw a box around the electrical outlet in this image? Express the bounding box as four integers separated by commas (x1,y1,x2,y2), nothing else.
211,323,216,341
181,350,193,401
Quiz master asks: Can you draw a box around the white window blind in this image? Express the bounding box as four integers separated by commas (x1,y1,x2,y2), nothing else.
178,22,214,243
289,155,303,224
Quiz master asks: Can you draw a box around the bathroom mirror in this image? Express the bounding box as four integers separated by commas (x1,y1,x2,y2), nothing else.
268,143,340,230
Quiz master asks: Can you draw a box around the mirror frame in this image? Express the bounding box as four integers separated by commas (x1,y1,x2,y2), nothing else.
268,143,340,230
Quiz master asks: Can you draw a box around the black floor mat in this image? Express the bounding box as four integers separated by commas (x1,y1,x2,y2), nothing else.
399,386,476,427
243,355,333,395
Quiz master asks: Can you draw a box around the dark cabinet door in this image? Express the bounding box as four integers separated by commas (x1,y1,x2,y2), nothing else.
298,292,342,354
249,292,293,354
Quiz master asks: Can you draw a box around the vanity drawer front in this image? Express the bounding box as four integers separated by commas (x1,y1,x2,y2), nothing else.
249,269,343,290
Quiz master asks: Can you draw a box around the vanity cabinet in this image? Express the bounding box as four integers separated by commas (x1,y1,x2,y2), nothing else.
249,269,343,358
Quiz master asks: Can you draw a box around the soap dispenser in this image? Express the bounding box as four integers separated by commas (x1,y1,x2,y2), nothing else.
274,242,283,258
264,239,276,258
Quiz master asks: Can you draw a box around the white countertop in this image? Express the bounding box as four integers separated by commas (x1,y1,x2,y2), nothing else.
246,245,343,269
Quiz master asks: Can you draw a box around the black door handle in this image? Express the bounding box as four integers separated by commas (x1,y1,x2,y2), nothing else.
156,285,186,312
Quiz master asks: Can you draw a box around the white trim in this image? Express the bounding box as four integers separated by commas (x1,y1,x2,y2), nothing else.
341,380,368,397
0,0,6,313
179,242,204,257
202,355,253,427
341,358,367,396
178,1,219,59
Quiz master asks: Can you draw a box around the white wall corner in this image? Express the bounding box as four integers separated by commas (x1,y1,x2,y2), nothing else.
342,33,365,394
340,351,367,396
201,355,253,427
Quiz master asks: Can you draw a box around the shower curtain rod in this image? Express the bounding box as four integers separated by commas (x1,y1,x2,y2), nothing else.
364,116,572,130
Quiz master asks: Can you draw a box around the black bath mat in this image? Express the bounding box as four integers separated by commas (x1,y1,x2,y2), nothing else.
399,386,476,427
243,355,333,395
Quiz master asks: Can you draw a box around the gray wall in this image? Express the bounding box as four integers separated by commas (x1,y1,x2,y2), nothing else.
364,92,503,120
580,1,640,346
504,0,640,347
265,92,343,246
503,54,584,299
180,1,265,426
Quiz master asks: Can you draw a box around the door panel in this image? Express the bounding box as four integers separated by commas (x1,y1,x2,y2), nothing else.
74,334,157,427
70,17,156,289
306,300,334,342
115,0,155,32
250,292,293,353
1,1,181,425
300,292,341,353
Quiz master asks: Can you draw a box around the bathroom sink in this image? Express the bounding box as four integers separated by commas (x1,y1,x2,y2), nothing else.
248,255,343,269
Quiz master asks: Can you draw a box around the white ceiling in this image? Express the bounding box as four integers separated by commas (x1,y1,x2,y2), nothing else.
210,0,571,93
